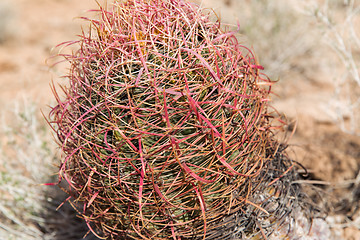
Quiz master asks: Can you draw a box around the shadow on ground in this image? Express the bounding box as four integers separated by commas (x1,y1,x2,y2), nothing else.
40,182,99,240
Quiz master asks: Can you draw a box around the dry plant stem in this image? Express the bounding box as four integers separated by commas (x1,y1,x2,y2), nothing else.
311,0,360,135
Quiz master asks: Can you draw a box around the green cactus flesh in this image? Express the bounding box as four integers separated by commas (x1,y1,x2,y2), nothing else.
49,0,301,239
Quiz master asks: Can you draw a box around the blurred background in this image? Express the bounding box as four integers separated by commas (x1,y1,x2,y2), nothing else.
0,0,359,239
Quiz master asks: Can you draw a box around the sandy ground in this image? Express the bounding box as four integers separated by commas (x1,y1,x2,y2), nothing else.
0,0,359,239
0,0,98,109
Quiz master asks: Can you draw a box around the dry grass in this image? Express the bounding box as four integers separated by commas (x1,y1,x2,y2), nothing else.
0,99,52,239
307,0,360,135
0,99,98,239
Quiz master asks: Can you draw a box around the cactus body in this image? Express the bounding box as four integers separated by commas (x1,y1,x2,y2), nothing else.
49,0,297,239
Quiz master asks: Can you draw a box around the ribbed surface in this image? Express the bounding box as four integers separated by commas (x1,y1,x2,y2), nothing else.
48,0,297,239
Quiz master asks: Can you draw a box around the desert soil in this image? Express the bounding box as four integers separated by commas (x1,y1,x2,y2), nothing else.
0,0,359,239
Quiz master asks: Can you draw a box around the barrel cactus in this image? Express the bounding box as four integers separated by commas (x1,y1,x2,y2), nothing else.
48,0,306,239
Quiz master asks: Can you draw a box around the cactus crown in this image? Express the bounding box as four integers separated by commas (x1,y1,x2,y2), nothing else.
49,0,298,239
